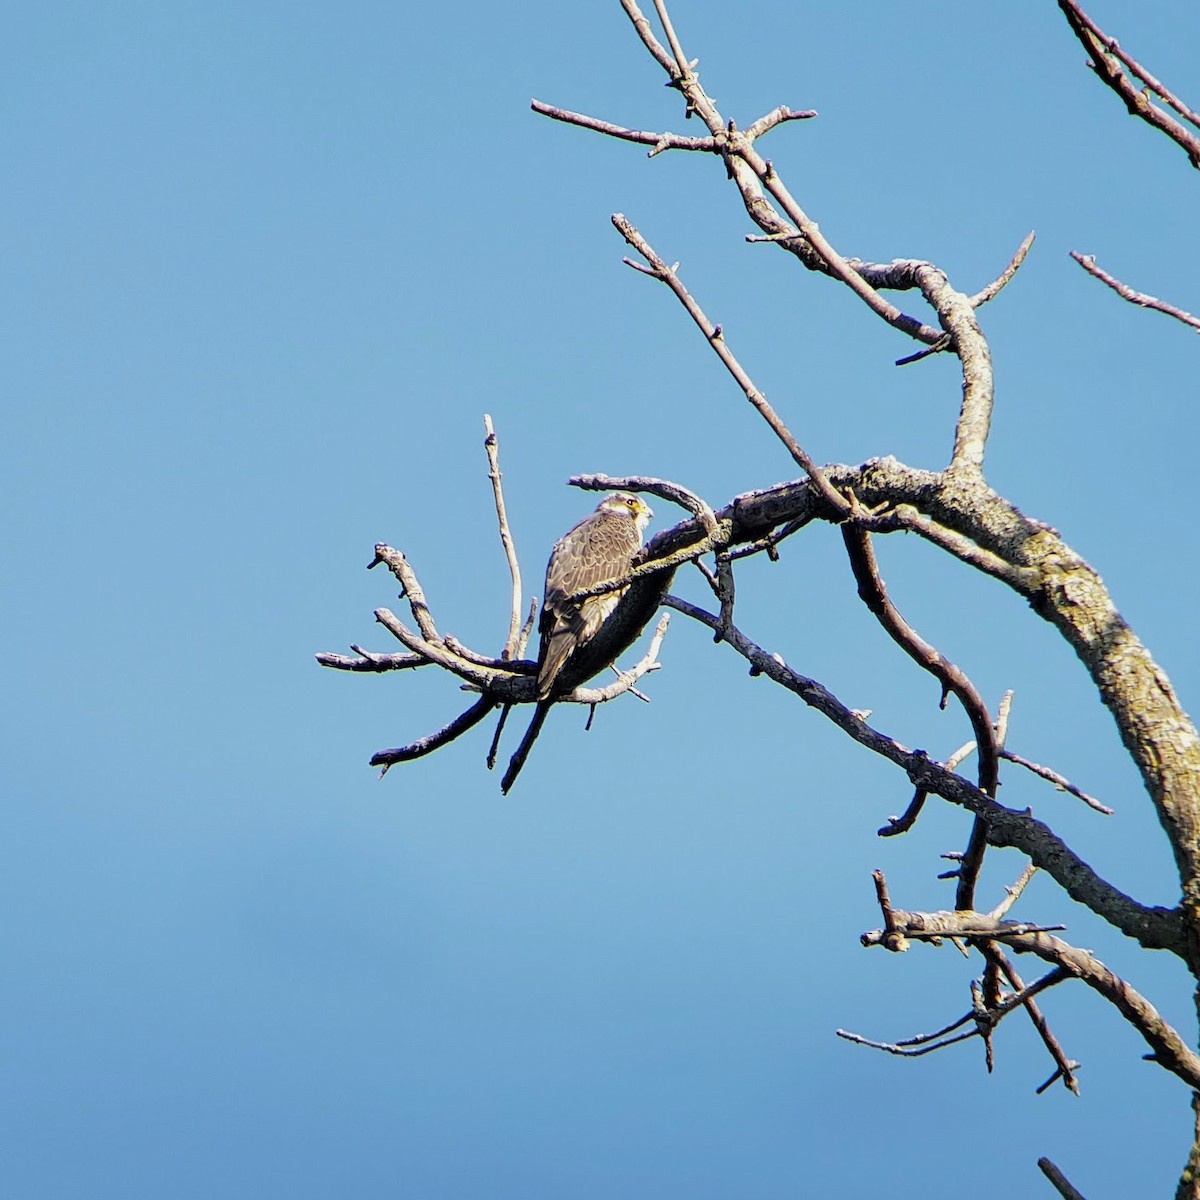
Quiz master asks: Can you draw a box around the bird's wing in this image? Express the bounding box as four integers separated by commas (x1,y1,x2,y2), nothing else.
541,510,639,636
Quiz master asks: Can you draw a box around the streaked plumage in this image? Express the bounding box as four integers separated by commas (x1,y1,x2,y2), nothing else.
536,492,653,700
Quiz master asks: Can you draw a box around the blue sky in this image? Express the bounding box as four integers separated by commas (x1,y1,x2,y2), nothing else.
5,2,1200,1196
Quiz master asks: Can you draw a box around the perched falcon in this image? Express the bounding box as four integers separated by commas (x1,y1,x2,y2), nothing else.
536,491,654,700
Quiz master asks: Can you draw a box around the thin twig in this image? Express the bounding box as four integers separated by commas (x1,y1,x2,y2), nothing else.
894,333,950,368
612,214,849,518
570,471,718,529
652,0,692,80
483,415,524,659
851,503,1039,592
374,608,512,691
713,552,735,641
1070,252,1200,332
990,864,1038,920
837,963,1072,1062
968,231,1036,308
994,689,1014,748
486,704,512,770
835,1027,977,1058
1000,747,1113,815
986,944,1080,1094
613,0,946,348
443,635,534,671
368,545,439,641
725,514,813,562
529,100,716,155
517,596,538,658
872,868,904,951
743,105,818,140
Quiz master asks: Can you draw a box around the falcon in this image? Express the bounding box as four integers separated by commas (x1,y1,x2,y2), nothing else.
536,491,654,699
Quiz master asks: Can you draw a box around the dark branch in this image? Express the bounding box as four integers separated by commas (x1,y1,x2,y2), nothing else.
370,697,498,771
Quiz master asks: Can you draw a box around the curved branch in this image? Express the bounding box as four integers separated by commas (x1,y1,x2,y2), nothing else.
663,592,1183,955
969,231,1037,309
842,522,999,909
368,545,439,641
370,697,498,770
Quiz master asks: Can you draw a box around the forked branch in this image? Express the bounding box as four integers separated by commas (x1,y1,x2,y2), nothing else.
1057,0,1200,169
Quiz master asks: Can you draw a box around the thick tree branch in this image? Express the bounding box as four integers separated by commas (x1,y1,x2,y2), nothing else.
821,458,1200,949
330,453,1197,959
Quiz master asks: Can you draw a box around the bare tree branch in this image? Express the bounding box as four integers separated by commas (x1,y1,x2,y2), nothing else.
370,696,498,772
985,943,1080,1095
324,2,1200,1179
1000,748,1114,815
861,902,1200,1089
841,522,999,909
611,214,850,518
743,104,819,140
529,99,716,155
499,613,671,794
1039,1157,1088,1200
878,739,975,839
482,415,524,659
368,545,439,642
661,592,1182,954
1057,0,1200,169
969,230,1037,308
315,648,428,673
1070,251,1200,332
837,966,1072,1064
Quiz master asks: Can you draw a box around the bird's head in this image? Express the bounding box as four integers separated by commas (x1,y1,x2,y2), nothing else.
598,491,653,536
